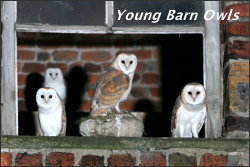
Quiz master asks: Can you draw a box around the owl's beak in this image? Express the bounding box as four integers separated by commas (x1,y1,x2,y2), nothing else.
125,64,130,70
191,95,196,102
44,98,49,104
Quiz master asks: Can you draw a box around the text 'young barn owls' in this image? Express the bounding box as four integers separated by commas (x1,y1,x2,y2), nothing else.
171,83,207,138
90,53,137,117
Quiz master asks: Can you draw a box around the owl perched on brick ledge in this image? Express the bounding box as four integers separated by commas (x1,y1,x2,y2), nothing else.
90,53,137,117
171,83,207,138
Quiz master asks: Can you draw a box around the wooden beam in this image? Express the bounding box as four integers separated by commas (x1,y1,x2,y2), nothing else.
204,1,223,138
16,24,204,34
1,1,18,135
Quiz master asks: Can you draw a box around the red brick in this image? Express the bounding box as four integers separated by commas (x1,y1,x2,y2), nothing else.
38,52,50,61
152,49,160,59
18,88,25,99
142,73,159,84
200,153,228,166
226,22,249,36
1,153,12,166
169,153,197,166
18,50,35,60
224,4,249,18
151,88,161,97
136,62,147,72
88,74,100,84
140,152,166,166
221,4,249,27
23,63,45,73
46,152,74,166
15,152,42,166
84,63,101,73
87,88,96,99
227,41,249,58
18,63,22,72
81,51,112,62
80,100,92,111
79,155,104,166
53,51,78,61
120,100,136,111
147,61,159,72
47,63,67,73
108,154,136,166
18,74,27,85
131,50,152,59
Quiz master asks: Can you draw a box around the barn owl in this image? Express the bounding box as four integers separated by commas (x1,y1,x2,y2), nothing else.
44,68,66,101
171,83,206,138
36,88,66,136
90,53,137,117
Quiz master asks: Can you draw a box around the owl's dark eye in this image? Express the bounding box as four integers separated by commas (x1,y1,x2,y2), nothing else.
129,61,133,64
55,73,58,76
49,73,52,76
49,95,52,98
197,91,200,95
41,95,44,98
188,91,192,95
121,60,125,64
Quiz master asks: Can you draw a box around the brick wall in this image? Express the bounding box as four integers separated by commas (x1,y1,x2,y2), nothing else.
221,1,249,138
1,136,249,166
2,149,249,166
17,35,161,114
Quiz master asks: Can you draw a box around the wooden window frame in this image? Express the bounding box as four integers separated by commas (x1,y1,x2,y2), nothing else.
1,1,222,137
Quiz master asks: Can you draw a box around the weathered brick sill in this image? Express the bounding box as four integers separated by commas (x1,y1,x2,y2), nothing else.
1,136,248,151
1,136,249,166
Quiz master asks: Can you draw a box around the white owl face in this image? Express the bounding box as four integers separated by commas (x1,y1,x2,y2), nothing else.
116,53,137,74
181,83,206,105
45,68,64,82
36,88,60,109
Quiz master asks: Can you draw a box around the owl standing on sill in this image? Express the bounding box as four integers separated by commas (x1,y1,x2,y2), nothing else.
171,83,207,138
36,87,67,136
90,53,137,117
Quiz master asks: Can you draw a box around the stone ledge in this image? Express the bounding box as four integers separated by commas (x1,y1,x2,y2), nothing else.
1,136,248,152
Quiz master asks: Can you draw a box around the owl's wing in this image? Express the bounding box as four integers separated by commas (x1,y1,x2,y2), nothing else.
33,111,44,136
60,102,67,136
92,67,130,108
197,104,207,133
171,96,182,132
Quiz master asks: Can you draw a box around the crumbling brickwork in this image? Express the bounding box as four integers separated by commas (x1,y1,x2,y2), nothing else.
221,1,249,138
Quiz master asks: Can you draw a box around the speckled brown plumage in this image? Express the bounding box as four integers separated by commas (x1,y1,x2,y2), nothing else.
91,67,129,116
90,53,137,117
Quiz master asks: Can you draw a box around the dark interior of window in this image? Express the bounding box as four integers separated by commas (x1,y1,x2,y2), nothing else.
18,33,203,137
